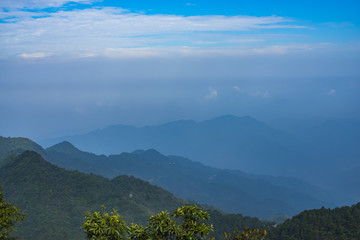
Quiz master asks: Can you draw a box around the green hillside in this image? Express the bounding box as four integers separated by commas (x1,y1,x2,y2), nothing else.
46,141,330,219
0,151,186,239
1,139,359,240
0,151,271,239
270,203,360,240
0,136,332,220
0,136,45,159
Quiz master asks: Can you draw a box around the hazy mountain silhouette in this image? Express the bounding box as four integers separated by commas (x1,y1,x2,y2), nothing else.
267,117,360,203
40,114,360,204
40,115,313,178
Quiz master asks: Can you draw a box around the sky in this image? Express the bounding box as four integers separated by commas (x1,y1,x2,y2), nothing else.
0,0,360,139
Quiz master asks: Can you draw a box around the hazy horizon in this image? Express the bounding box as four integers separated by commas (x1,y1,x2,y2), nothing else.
1,0,359,140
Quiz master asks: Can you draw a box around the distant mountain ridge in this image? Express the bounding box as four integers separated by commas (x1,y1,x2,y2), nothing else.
40,114,311,177
39,114,360,205
0,136,334,219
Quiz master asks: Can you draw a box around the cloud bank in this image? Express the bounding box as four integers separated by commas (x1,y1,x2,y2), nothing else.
0,0,96,9
0,3,311,58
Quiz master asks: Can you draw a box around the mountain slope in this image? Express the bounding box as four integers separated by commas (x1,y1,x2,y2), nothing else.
0,151,271,240
270,202,360,240
0,136,70,170
40,115,312,177
0,136,45,159
0,151,186,239
0,136,334,219
41,115,360,206
269,117,360,203
46,141,332,219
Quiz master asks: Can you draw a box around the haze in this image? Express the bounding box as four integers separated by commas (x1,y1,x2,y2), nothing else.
1,0,359,140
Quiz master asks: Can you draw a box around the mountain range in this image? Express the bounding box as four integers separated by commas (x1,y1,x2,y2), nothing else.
0,136,333,219
1,140,359,240
39,114,360,204
0,150,271,240
40,115,309,177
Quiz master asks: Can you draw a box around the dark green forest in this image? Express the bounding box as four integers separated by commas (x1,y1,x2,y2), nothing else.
270,203,360,240
0,151,271,239
0,151,186,239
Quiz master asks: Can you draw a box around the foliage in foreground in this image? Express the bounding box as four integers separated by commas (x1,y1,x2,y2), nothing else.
83,205,267,240
0,186,25,240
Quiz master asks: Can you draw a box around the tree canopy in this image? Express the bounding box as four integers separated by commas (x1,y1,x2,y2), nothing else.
83,205,267,240
0,186,25,239
270,203,360,240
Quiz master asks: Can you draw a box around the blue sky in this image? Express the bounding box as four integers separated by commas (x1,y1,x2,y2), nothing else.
1,0,359,58
0,0,359,139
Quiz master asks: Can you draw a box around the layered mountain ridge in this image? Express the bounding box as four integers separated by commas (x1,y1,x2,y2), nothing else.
0,136,333,219
39,114,360,204
40,115,306,174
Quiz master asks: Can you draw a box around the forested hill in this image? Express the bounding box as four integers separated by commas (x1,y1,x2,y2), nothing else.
0,136,45,159
1,141,359,240
0,151,271,240
46,141,331,219
270,202,360,240
0,136,332,219
0,151,186,239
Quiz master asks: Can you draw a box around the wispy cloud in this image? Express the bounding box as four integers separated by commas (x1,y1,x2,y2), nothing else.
0,5,311,58
18,52,49,58
104,47,164,58
327,89,336,95
250,91,271,98
0,0,96,9
252,44,313,55
204,88,218,100
233,86,242,93
234,86,270,99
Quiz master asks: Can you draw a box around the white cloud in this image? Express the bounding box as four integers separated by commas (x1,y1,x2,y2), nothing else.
0,6,310,58
204,88,218,100
79,53,97,58
104,48,164,58
19,52,49,58
0,0,96,9
233,86,243,93
252,44,313,55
